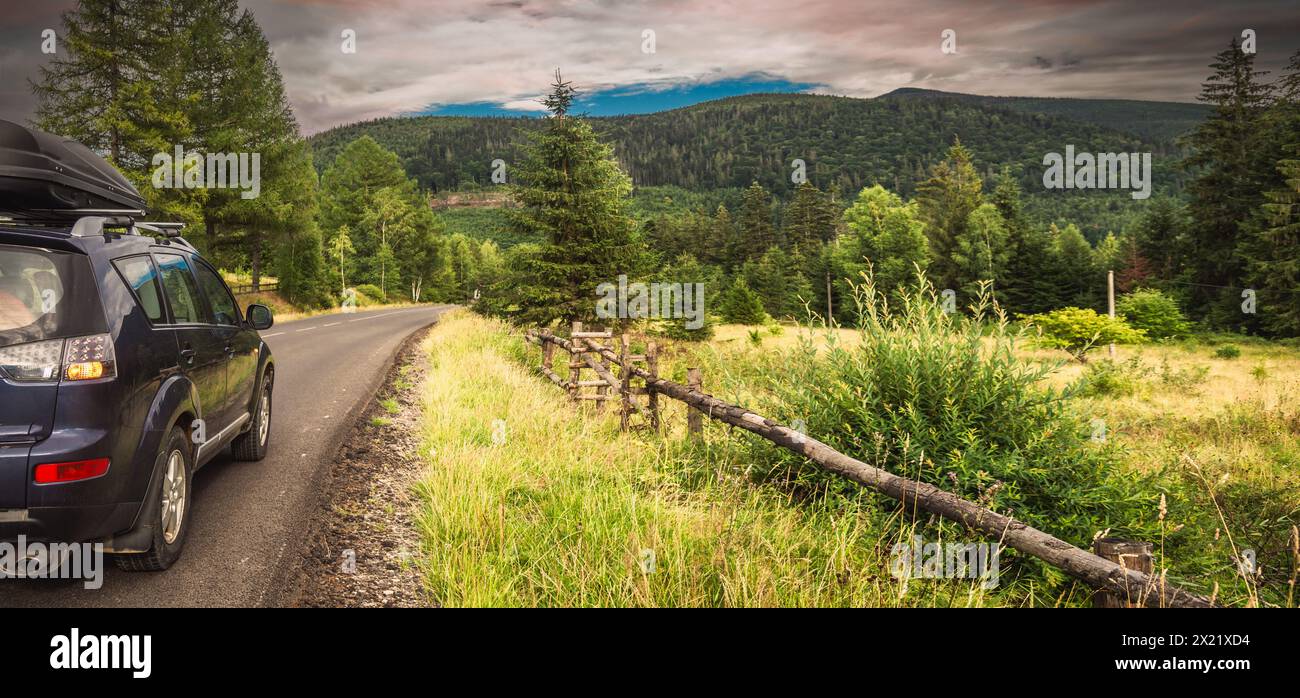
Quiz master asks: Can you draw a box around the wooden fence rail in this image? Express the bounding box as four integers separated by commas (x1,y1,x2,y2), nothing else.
525,326,1216,608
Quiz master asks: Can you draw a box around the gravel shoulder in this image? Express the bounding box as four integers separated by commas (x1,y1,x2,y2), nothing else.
288,326,435,608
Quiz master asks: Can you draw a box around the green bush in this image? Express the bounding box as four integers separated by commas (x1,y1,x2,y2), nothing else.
1076,357,1146,398
750,275,1161,586
1214,344,1241,359
1116,288,1191,339
650,316,715,342
354,283,388,304
1021,307,1146,362
1157,358,1210,394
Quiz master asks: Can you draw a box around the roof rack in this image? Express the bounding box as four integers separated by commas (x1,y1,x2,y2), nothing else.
1,209,188,242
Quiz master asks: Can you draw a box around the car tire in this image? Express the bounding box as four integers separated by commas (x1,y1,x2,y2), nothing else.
115,427,193,572
232,373,272,462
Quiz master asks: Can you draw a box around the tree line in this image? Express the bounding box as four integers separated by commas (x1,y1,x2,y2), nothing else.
31,0,493,309
481,44,1300,339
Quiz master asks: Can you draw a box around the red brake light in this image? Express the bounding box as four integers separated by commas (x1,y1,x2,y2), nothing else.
33,458,110,484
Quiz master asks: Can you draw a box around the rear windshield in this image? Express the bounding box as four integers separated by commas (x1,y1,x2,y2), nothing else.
0,244,106,348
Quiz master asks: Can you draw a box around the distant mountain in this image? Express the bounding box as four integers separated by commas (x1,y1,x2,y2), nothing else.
879,88,1211,143
310,89,1208,239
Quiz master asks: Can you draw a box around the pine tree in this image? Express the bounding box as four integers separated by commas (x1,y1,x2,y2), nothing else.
706,204,736,267
1114,233,1154,294
782,182,836,253
991,169,1052,314
509,71,643,325
734,181,778,265
915,137,984,289
1052,223,1100,309
1241,50,1300,336
719,277,768,325
952,203,1010,300
1183,40,1277,322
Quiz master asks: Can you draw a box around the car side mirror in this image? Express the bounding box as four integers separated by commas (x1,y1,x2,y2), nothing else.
247,304,274,331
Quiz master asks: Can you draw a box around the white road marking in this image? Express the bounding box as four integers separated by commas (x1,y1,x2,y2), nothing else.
261,332,283,338
296,326,316,333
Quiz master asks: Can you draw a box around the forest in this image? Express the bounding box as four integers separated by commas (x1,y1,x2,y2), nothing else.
31,0,1300,340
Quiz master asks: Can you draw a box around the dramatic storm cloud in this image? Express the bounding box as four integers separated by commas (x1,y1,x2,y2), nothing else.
2,0,1297,133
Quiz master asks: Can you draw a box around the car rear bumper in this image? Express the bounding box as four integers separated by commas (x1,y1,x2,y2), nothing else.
0,501,140,545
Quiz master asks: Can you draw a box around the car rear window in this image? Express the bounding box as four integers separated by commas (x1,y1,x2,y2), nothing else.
113,255,165,324
0,243,106,348
154,253,204,324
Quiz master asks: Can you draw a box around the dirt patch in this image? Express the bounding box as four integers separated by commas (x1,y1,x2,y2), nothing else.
288,326,435,607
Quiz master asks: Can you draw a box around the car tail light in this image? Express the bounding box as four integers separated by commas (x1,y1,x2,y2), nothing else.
33,458,110,484
0,339,64,381
0,334,117,383
62,334,116,381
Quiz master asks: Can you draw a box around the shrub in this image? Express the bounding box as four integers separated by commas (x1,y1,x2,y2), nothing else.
1076,357,1146,398
354,283,388,304
1021,307,1146,362
1156,358,1210,394
1214,344,1241,359
651,316,715,342
719,277,769,325
750,274,1161,583
1116,288,1191,339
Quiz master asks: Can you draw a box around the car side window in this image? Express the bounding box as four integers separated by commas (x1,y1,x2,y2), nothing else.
154,253,204,325
112,255,165,324
191,260,240,326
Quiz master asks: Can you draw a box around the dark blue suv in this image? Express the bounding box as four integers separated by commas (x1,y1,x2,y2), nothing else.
0,120,275,571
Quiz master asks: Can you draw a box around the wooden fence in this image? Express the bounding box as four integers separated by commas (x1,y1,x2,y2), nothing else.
525,324,1216,608
230,281,278,295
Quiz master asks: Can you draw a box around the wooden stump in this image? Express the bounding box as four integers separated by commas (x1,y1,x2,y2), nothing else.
1093,538,1154,607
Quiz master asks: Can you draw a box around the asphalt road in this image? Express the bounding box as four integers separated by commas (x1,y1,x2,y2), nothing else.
2,304,452,607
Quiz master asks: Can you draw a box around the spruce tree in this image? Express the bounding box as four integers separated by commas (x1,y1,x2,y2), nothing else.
991,169,1053,314
734,181,778,265
915,137,984,289
782,182,836,253
1183,40,1276,322
510,71,643,325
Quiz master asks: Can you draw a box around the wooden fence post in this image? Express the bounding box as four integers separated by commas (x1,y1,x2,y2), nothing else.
569,321,582,402
646,341,660,431
593,331,607,413
619,334,631,431
686,367,702,436
1093,538,1154,607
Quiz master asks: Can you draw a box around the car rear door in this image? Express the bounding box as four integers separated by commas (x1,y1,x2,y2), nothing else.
153,251,230,443
0,242,108,508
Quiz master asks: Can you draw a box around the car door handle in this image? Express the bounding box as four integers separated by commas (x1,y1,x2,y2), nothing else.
180,348,197,365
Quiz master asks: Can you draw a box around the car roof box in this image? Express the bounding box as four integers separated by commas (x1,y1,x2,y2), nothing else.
0,119,147,215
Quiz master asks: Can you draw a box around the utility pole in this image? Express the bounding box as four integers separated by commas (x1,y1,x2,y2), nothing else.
825,270,833,326
1107,270,1116,359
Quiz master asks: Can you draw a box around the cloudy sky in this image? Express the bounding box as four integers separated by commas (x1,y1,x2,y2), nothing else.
2,0,1298,134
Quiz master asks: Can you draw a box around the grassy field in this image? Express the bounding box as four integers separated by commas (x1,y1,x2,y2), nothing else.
409,311,1299,607
408,311,1049,607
